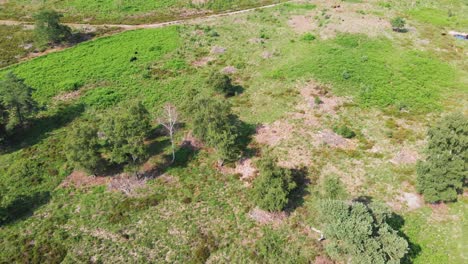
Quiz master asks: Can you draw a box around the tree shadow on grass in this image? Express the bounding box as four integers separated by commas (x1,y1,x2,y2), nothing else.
3,103,84,154
285,167,310,213
0,191,51,227
388,213,422,264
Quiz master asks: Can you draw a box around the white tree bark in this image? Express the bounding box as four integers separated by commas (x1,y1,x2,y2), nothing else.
158,103,178,163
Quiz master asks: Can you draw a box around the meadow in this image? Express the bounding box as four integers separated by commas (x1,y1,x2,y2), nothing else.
0,0,287,24
0,0,467,263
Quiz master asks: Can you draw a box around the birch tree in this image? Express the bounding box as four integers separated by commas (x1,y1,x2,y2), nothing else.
158,103,178,163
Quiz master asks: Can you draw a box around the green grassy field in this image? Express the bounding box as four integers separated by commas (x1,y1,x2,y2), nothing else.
0,0,467,263
0,0,286,24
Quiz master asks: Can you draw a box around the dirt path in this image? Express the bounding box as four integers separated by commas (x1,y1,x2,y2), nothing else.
0,1,294,31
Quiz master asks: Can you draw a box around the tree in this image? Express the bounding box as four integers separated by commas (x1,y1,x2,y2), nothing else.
64,121,102,175
391,17,406,32
417,113,467,203
252,154,296,212
101,102,151,165
33,10,71,47
207,71,235,96
158,103,179,163
190,97,241,163
319,200,408,264
0,72,38,132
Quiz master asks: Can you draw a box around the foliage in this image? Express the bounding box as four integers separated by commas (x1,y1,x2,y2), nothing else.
207,71,235,96
391,17,406,32
33,10,71,47
0,0,285,24
417,113,467,203
101,101,151,165
252,154,296,211
301,33,316,41
0,25,35,68
5,27,180,105
254,227,307,263
190,97,242,162
64,120,102,174
319,200,409,264
274,34,457,112
323,175,347,199
333,125,356,139
0,72,38,133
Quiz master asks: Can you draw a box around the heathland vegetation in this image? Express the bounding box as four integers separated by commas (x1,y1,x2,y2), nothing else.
0,0,466,263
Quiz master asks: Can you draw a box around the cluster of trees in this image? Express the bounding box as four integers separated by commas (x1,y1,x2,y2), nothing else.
417,113,467,203
0,72,38,142
319,200,409,264
65,102,151,174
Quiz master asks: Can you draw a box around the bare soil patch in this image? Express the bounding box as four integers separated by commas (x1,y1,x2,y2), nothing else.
235,158,258,182
60,171,110,188
390,148,420,165
389,192,423,211
254,121,294,146
222,65,237,74
108,174,147,196
315,129,355,149
53,90,81,101
320,9,390,39
210,46,226,54
288,15,317,33
249,207,287,225
191,56,214,67
299,81,347,115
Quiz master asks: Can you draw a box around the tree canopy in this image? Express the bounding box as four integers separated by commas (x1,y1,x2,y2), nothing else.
33,10,71,47
0,72,38,134
190,97,241,162
252,154,296,212
319,200,408,264
101,101,151,165
65,121,102,175
417,113,467,203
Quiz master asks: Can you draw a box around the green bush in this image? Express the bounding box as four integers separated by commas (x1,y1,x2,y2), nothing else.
323,175,347,199
417,113,467,203
207,72,235,96
301,33,316,41
190,97,242,162
391,17,406,32
64,121,102,175
101,101,151,165
319,200,409,264
252,154,296,212
333,125,356,139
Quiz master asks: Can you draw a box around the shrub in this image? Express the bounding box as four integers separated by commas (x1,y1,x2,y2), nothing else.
252,154,296,211
319,200,408,264
64,121,102,175
323,175,347,199
417,113,467,203
0,72,38,133
333,125,356,139
301,33,316,41
190,97,242,162
207,71,235,96
101,101,151,165
391,17,406,32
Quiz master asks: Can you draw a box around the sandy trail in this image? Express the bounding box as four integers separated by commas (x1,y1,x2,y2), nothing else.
0,1,294,30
